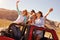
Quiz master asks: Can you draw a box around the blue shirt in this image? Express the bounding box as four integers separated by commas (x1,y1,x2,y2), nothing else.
34,17,44,27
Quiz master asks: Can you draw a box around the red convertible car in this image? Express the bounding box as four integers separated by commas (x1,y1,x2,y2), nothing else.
28,25,58,40
0,24,59,40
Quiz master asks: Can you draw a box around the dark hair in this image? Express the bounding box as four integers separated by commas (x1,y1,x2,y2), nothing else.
31,10,35,13
38,11,43,17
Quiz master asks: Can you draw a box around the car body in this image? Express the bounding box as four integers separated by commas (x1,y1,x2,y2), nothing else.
0,24,59,40
27,25,58,40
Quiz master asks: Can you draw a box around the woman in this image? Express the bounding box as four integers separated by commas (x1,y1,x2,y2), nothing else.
34,8,53,40
8,1,28,40
13,0,28,24
27,12,37,25
27,10,36,24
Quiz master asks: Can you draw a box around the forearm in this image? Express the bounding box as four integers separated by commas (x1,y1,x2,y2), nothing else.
45,12,50,18
45,8,53,18
17,7,20,15
16,1,20,15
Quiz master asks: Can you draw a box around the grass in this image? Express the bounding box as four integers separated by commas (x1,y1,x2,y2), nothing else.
0,19,12,27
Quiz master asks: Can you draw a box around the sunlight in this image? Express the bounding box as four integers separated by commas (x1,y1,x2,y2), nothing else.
0,0,3,4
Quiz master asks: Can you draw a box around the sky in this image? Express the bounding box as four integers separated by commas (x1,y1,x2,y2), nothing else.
0,0,60,22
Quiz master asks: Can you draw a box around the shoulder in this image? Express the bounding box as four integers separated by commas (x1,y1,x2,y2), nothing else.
40,17,44,19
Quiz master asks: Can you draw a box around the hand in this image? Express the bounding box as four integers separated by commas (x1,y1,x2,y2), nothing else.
16,0,20,3
48,8,53,13
45,8,53,18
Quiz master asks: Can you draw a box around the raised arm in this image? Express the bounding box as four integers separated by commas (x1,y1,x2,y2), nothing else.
16,0,20,15
44,8,53,18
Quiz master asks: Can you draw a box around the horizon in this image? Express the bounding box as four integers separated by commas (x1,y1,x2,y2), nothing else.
0,0,60,22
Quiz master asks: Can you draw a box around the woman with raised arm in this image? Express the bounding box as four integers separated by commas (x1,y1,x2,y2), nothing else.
8,0,28,40
34,8,53,40
13,0,28,24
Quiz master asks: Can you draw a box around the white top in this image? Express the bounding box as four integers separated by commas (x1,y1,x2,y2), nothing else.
13,15,24,23
34,17,44,27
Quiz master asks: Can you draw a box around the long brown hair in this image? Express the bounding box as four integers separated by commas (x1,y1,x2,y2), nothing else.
38,11,43,17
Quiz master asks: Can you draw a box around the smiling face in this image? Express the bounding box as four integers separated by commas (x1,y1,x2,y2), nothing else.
30,12,33,15
36,13,41,17
32,13,37,20
22,10,27,16
36,11,43,18
30,10,35,15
